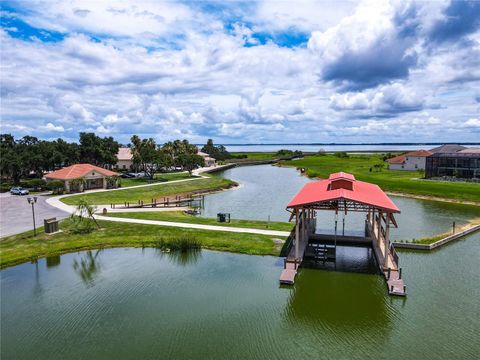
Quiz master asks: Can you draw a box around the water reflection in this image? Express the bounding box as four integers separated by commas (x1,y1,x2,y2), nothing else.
154,248,202,266
284,269,394,334
46,255,61,268
303,245,378,274
73,250,102,285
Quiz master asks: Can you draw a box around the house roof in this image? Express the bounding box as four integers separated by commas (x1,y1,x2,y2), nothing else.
429,144,466,153
45,164,118,180
287,172,400,213
197,151,209,157
406,150,433,157
458,148,480,154
117,147,133,160
387,155,406,164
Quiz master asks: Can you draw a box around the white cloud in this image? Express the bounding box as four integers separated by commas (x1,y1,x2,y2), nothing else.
0,0,479,143
40,122,65,132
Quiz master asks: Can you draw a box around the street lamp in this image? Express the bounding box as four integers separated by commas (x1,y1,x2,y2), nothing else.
27,196,38,236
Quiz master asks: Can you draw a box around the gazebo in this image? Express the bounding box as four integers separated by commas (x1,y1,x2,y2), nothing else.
280,172,406,296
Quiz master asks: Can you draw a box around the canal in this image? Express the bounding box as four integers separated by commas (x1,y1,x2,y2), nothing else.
201,164,480,241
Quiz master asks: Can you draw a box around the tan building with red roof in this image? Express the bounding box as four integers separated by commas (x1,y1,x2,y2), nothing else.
116,147,133,170
45,163,119,193
387,150,433,171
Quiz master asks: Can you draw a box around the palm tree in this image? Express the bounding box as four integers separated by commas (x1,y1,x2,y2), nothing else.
72,198,100,229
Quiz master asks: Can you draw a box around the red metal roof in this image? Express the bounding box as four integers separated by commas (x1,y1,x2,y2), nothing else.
45,163,118,180
287,172,400,213
328,172,355,181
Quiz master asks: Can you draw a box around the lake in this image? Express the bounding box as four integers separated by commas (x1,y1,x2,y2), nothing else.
1,235,479,359
223,144,479,153
201,165,480,241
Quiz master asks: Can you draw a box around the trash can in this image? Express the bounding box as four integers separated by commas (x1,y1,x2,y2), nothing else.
217,213,231,223
44,217,59,234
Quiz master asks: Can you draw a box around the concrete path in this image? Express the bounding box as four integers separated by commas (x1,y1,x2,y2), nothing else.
94,215,291,237
47,195,290,237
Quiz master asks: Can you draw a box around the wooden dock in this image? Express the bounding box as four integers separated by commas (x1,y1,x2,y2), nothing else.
367,218,406,296
279,220,311,284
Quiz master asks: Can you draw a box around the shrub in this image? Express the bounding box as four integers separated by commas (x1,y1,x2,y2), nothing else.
153,235,201,252
0,182,12,192
67,217,96,234
23,178,47,191
46,181,65,194
334,152,349,158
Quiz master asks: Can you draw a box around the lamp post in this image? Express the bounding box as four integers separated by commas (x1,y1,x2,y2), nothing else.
27,196,38,236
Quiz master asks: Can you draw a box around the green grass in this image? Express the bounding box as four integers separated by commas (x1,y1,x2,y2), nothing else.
103,211,294,232
0,219,286,269
279,154,480,203
62,177,236,205
119,172,193,187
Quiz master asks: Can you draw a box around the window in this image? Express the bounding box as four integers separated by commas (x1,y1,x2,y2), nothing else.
415,164,418,169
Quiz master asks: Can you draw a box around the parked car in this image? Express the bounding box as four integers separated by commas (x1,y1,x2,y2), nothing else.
121,173,135,178
10,187,29,195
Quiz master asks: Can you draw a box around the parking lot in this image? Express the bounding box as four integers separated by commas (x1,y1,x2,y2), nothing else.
0,192,69,238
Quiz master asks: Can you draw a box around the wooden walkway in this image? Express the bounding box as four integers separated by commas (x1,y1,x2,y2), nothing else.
279,225,309,284
368,221,406,296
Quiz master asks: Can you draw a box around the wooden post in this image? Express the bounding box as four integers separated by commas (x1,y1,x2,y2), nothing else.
295,208,300,260
302,209,306,243
384,213,390,268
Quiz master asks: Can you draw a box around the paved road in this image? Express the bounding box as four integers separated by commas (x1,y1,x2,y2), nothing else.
0,193,69,238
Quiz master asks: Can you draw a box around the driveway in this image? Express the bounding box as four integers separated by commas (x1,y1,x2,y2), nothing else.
0,192,69,238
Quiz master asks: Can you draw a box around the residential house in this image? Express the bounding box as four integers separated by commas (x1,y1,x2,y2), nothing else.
197,151,216,167
425,147,480,179
116,147,133,170
387,150,433,170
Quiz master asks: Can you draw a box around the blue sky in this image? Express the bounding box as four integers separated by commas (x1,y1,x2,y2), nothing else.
1,0,479,144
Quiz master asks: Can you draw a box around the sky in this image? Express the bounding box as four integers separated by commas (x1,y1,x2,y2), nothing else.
1,0,479,144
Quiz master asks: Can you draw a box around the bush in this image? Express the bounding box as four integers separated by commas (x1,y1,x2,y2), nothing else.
22,178,47,191
334,152,349,158
0,182,12,192
276,149,293,156
153,236,201,252
67,217,95,234
46,181,65,194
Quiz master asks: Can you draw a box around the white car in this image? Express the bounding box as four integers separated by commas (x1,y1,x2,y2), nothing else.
10,187,29,195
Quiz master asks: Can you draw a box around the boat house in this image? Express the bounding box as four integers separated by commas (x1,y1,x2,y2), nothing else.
280,172,406,296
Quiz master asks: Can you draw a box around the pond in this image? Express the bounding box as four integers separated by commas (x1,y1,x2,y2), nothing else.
1,233,479,360
201,165,480,240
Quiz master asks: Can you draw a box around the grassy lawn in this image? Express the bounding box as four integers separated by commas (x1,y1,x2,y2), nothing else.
279,154,480,203
0,219,286,269
103,211,294,232
119,172,193,187
62,177,236,205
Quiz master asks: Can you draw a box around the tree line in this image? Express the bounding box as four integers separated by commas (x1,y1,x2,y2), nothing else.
0,133,233,184
0,133,119,184
130,137,204,178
